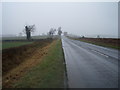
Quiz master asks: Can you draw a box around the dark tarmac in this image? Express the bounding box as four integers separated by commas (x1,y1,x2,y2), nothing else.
62,36,118,88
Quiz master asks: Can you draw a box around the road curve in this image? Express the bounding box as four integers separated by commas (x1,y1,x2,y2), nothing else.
62,36,118,88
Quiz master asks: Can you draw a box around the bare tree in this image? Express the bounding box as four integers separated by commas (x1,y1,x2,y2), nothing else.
57,27,62,36
97,35,100,38
82,36,85,38
48,28,56,38
24,24,35,40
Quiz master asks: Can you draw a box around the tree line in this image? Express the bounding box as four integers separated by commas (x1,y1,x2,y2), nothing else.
23,25,62,40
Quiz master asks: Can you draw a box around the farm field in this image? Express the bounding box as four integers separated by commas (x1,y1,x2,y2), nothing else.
2,35,54,50
2,41,33,49
2,35,48,40
2,38,65,88
2,2,118,88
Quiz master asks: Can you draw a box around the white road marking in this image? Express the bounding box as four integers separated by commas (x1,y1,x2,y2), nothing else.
91,49,109,58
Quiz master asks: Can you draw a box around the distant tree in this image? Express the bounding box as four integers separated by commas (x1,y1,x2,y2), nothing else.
57,27,62,36
97,35,100,38
82,36,85,38
48,28,56,38
24,25,35,40
19,32,22,36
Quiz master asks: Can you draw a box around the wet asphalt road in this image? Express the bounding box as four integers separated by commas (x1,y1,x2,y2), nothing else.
62,36,118,88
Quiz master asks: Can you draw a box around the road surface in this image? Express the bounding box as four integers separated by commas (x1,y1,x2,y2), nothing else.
62,36,118,88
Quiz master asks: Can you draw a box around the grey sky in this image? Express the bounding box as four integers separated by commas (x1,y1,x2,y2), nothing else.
2,2,118,37
0,3,2,36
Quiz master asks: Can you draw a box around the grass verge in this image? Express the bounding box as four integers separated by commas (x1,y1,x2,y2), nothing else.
78,39,120,50
68,37,120,50
14,39,65,88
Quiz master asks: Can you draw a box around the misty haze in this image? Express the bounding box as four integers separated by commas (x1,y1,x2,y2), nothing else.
1,2,119,89
2,2,118,38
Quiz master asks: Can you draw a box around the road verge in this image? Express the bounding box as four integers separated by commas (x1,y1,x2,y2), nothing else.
13,39,65,88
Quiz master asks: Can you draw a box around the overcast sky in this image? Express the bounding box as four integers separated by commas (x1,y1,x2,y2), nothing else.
2,2,118,37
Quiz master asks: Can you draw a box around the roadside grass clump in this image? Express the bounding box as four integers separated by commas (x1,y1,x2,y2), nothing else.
14,40,65,88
